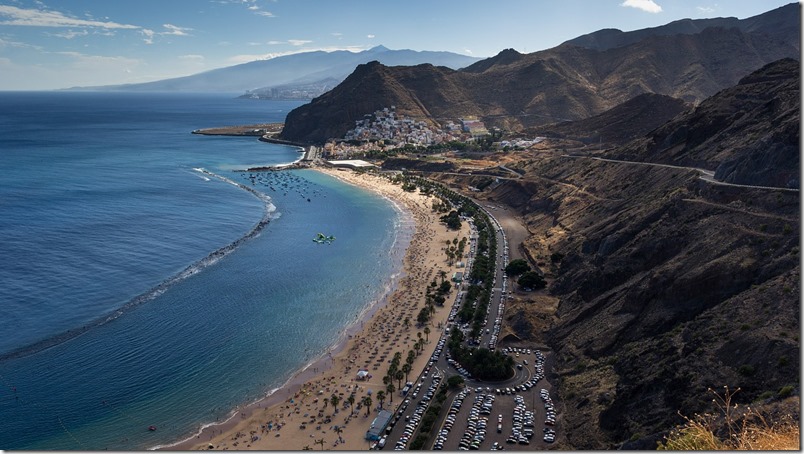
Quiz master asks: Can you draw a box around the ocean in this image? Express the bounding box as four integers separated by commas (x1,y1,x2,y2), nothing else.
0,92,411,450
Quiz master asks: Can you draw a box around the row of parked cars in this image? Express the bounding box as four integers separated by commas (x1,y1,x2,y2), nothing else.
393,375,442,450
505,394,535,445
446,356,473,380
540,388,557,427
432,388,471,450
457,392,494,450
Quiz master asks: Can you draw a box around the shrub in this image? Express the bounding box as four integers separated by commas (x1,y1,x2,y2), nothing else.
658,387,800,450
777,385,794,398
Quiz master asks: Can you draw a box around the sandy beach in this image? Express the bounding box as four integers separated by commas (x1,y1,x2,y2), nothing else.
172,167,470,450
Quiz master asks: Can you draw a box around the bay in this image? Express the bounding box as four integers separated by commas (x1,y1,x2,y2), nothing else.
0,92,410,450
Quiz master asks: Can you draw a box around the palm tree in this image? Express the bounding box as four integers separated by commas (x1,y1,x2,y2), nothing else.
376,390,386,409
395,370,404,391
302,445,313,451
314,438,325,451
423,326,431,342
362,395,373,416
417,331,423,343
330,394,340,414
438,270,447,283
386,382,395,403
334,425,343,443
347,394,356,414
402,363,412,383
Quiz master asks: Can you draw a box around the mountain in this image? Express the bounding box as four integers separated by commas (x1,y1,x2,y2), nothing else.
612,58,801,188
279,3,800,144
66,45,481,93
533,93,691,147
429,57,800,448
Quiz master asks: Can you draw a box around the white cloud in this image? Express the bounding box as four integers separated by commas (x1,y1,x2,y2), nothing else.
227,46,367,64
696,6,716,14
141,28,155,44
179,54,205,61
56,51,141,67
162,24,192,36
256,11,275,17
49,29,89,39
287,39,312,46
366,34,375,39
464,49,473,55
621,0,663,13
141,24,192,44
0,5,139,29
0,36,42,49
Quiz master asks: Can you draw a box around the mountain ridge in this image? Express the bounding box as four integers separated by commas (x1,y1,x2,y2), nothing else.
278,3,800,144
64,46,481,93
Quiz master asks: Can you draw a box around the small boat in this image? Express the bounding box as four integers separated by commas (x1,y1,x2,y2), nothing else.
148,425,157,431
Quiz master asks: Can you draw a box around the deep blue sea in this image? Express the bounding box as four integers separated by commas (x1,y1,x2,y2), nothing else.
0,92,411,450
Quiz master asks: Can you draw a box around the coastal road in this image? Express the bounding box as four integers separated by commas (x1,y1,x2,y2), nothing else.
383,186,556,451
563,155,800,193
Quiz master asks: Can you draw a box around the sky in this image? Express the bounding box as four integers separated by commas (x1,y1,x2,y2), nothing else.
0,0,797,90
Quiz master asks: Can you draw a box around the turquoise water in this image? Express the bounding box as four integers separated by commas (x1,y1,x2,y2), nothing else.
0,93,410,450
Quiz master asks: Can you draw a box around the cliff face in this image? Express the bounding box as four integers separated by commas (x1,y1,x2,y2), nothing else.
278,4,800,144
433,58,800,448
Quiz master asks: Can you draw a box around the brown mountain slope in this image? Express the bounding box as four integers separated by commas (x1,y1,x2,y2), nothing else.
431,58,800,449
610,58,800,189
279,5,800,144
532,93,690,146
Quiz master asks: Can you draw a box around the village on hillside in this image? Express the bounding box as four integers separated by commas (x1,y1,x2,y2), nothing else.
322,106,544,159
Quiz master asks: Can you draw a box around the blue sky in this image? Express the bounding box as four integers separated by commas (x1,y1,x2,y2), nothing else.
0,0,796,90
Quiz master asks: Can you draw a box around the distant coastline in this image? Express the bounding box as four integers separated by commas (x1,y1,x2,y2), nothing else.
191,123,283,137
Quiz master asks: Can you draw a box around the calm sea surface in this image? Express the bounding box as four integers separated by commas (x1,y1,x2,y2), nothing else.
0,92,411,450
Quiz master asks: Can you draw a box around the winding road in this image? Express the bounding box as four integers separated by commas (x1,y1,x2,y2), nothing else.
563,155,800,193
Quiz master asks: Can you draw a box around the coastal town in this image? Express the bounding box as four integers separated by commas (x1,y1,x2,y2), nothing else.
321,106,543,159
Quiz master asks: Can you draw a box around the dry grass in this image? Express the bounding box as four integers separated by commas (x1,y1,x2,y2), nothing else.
658,387,800,450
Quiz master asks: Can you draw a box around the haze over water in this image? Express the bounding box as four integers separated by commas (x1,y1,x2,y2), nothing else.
0,92,411,450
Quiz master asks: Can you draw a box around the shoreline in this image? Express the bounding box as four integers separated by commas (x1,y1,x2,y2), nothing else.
169,166,470,451
159,169,414,451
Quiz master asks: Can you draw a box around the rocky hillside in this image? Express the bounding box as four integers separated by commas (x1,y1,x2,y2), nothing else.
533,93,690,147
611,58,800,189
431,59,800,449
279,4,800,144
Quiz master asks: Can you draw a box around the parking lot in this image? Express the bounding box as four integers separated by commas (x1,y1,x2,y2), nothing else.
427,348,557,451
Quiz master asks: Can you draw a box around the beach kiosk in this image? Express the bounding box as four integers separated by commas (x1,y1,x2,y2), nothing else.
356,369,370,381
365,410,393,441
